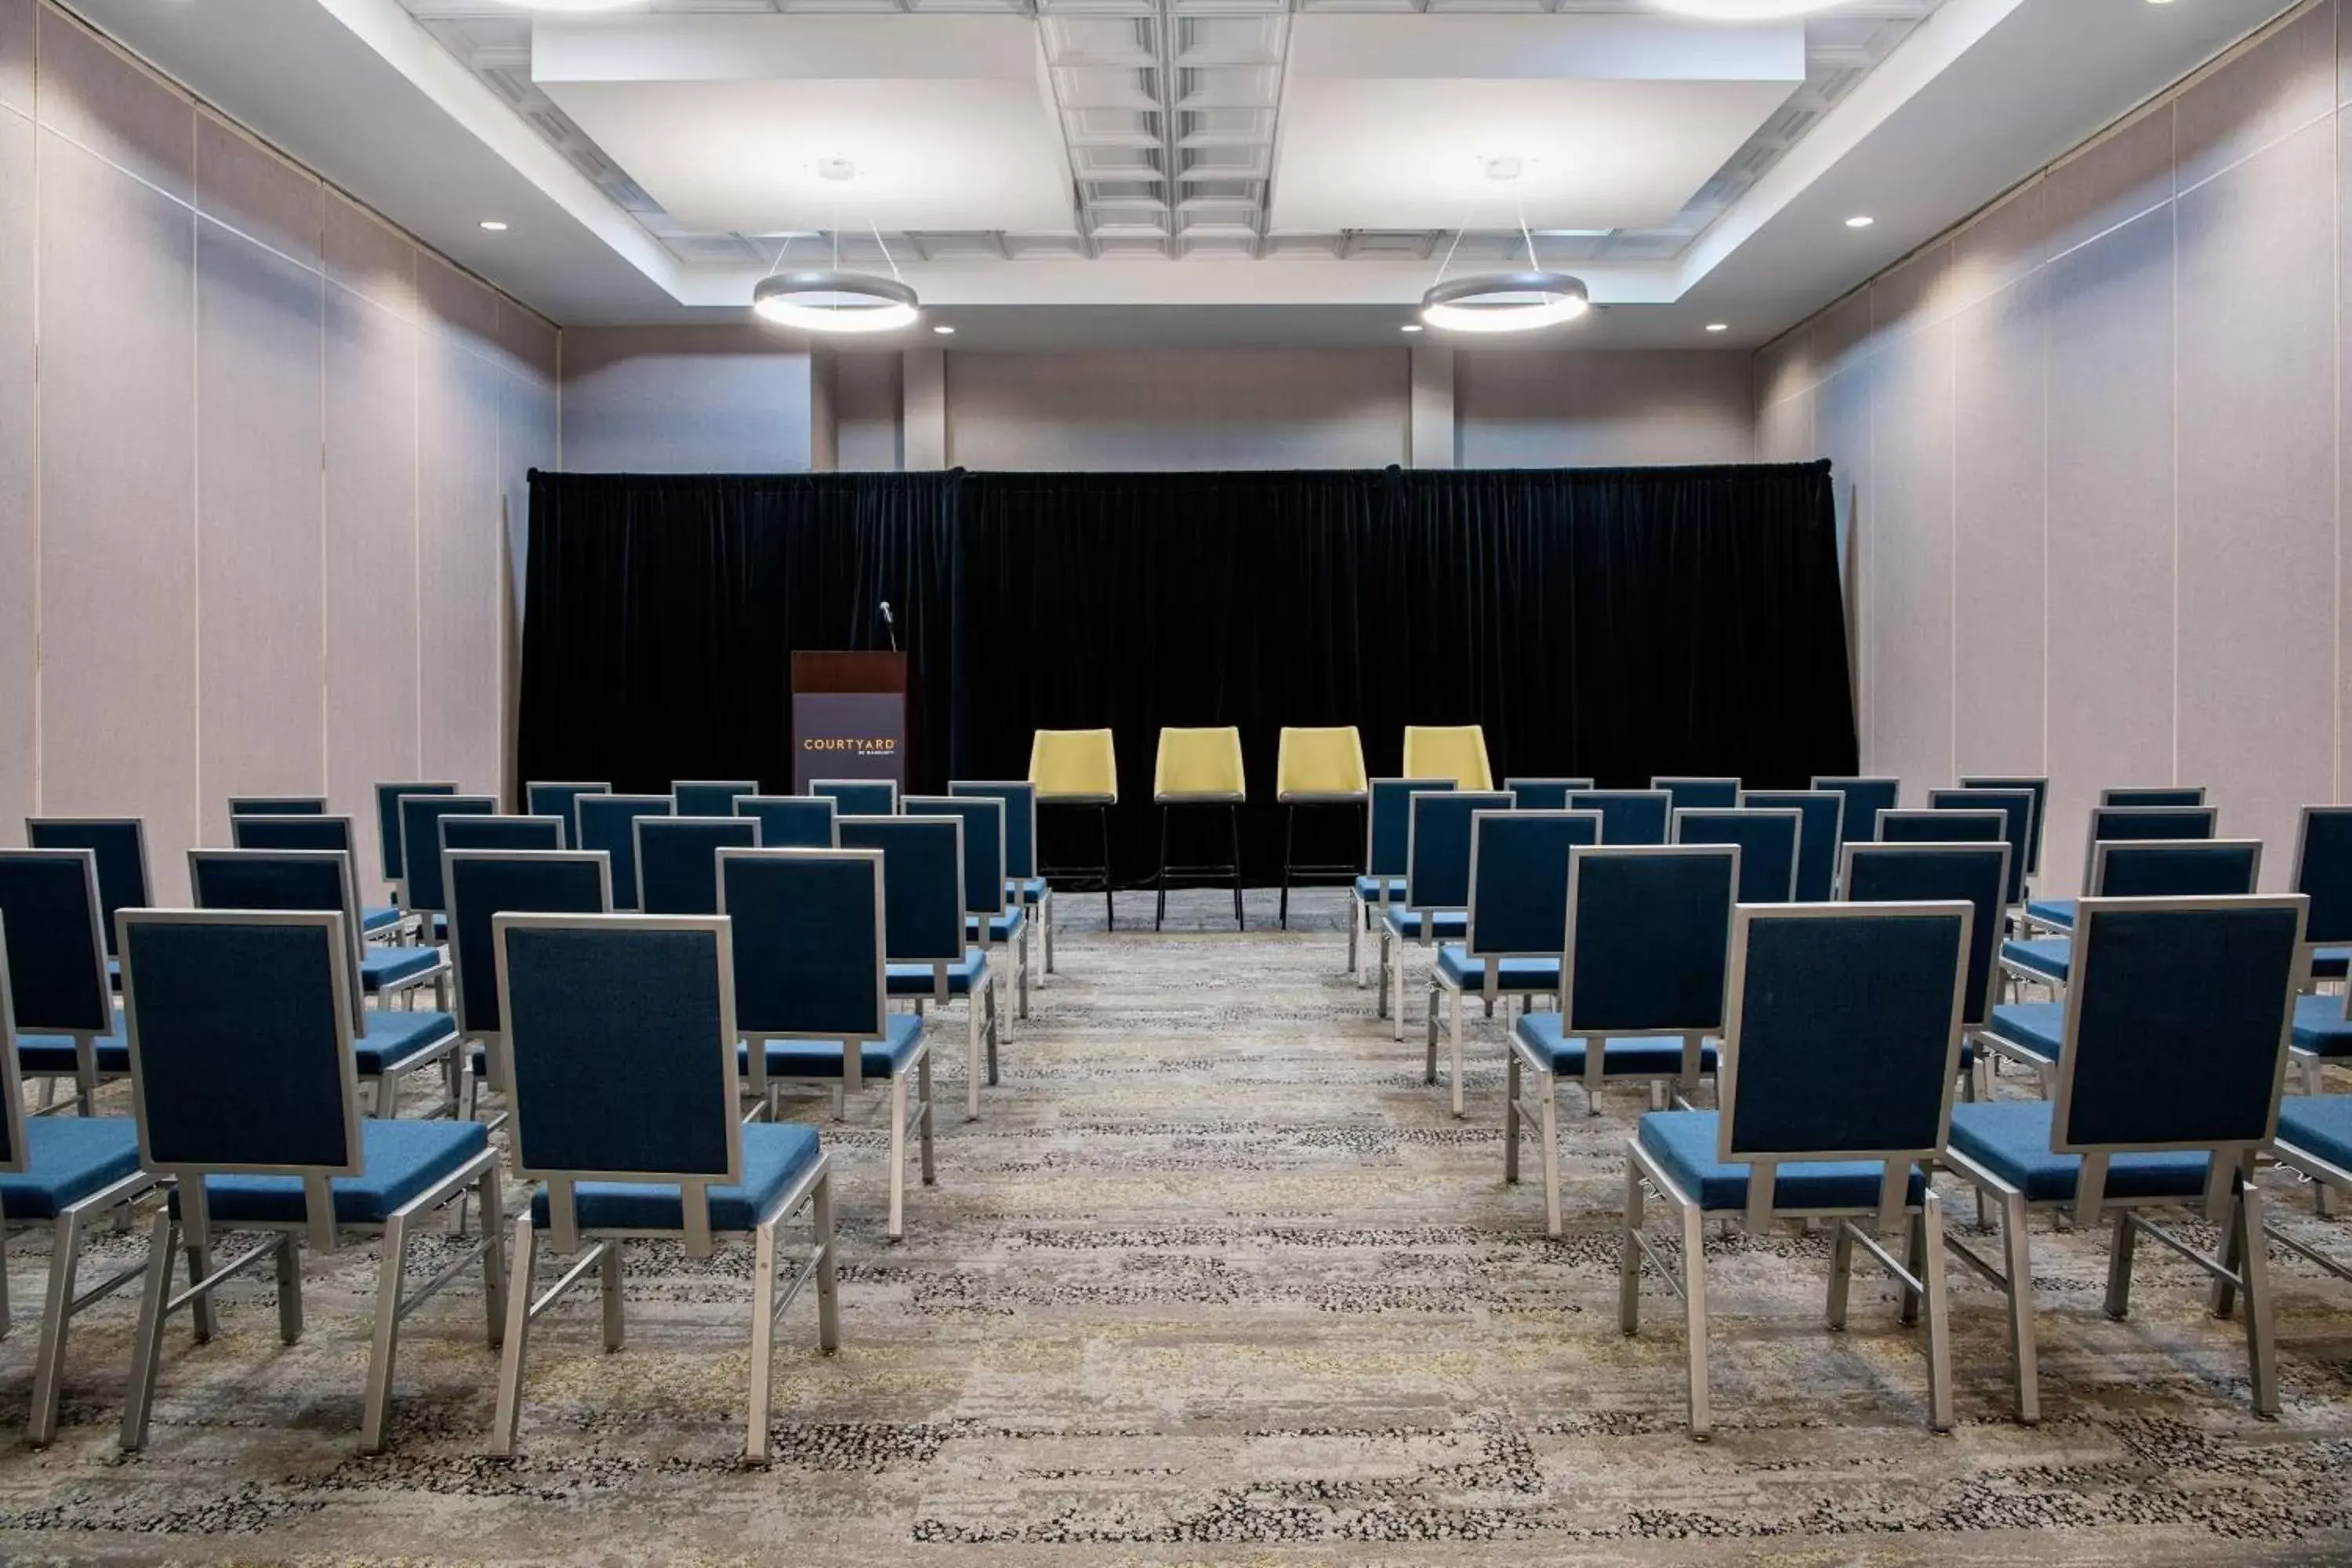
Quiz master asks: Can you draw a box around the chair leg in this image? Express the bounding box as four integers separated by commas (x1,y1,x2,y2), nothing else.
480,1163,506,1349
748,1219,779,1464
1503,1052,1522,1185
1098,806,1113,932
490,1214,537,1457
1999,1189,2041,1425
887,1073,909,1243
965,990,982,1122
2103,1211,2137,1320
1827,1221,1855,1330
1155,807,1170,931
1280,805,1295,931
1620,1158,1645,1334
1423,986,1439,1086
276,1233,305,1344
813,1169,841,1354
118,1210,177,1453
599,1240,626,1352
1017,921,1031,1021
1389,942,1405,1044
187,1231,217,1344
2236,1181,2280,1417
360,1214,408,1454
1229,804,1243,931
1918,1192,1955,1432
1347,895,1361,977
1900,1211,1925,1327
1681,1200,1711,1439
917,1052,937,1187
1539,1078,1563,1238
1449,987,1467,1120
985,982,1000,1087
26,1207,83,1446
1043,886,1056,973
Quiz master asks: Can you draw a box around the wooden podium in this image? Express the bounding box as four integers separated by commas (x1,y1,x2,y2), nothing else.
789,652,909,792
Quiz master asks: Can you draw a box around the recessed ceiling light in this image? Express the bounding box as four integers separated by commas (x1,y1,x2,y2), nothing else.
478,220,508,232
933,325,956,335
1845,215,1876,229
1705,322,1729,332
1400,324,1424,333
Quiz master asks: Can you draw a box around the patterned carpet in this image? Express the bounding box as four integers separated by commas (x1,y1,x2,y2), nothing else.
0,888,2349,1566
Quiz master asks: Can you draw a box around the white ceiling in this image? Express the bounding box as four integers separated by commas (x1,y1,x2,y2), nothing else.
59,0,2303,346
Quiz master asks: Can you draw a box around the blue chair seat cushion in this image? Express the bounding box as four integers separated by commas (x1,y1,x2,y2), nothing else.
531,1123,822,1234
17,1030,129,1076
1513,1014,1719,1079
2002,937,2071,983
0,1117,147,1219
2278,1096,2352,1175
176,1120,490,1227
361,946,442,993
1947,1101,2212,1203
2310,946,2350,980
967,907,1025,943
741,1014,926,1081
2292,993,2352,1058
1381,906,1467,942
357,1010,459,1076
361,905,402,936
1637,1111,1926,1213
1011,877,1050,906
1435,946,1560,992
2027,898,2077,930
886,950,990,997
1354,876,1406,904
1984,1001,2066,1062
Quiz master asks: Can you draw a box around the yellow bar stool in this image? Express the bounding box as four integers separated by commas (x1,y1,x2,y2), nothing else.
1275,726,1369,930
1403,725,1494,791
1153,727,1247,931
1030,728,1120,932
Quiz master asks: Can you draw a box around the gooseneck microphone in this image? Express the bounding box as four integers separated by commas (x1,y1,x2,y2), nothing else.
880,600,898,653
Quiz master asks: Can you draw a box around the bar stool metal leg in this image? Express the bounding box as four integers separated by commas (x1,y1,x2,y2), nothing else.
1229,804,1244,931
1280,805,1296,931
1098,804,1115,931
1155,807,1172,931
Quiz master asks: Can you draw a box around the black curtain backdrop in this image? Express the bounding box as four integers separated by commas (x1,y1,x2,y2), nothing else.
518,461,1857,887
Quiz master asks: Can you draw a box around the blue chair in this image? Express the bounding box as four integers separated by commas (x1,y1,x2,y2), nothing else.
488,913,838,1462
1507,846,1737,1236
227,796,325,816
1942,895,2306,1423
2000,840,2262,999
674,780,760,818
1623,901,1972,1438
812,779,898,817
1425,811,1601,1118
524,782,608,842
1813,776,1900,844
0,922,158,1444
232,816,405,941
2292,805,2352,987
952,780,1051,976
1841,841,2011,1106
2274,1092,2352,1243
1740,789,1844,902
2027,805,2220,933
1961,775,2050,881
839,815,999,1121
115,909,503,1454
1504,779,1595,811
720,848,934,1240
739,794,838,851
1929,787,2036,909
636,817,760,916
373,781,456,906
443,850,611,1115
441,815,566,858
2102,786,2207,808
186,850,459,1116
0,850,121,1113
1352,779,1454,984
908,796,1028,1026
24,818,147,967
1378,791,1512,1041
1877,808,2005,847
1563,789,1673,846
575,794,673,913
1674,807,1802,903
397,793,495,937
1652,777,1740,813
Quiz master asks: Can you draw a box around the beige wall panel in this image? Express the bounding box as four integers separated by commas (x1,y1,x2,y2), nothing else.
1454,350,1757,469
419,333,502,792
2045,106,2175,261
2175,2,2334,195
195,112,320,268
1866,321,1957,797
35,5,189,202
0,0,31,117
324,191,416,324
1951,274,2048,777
0,110,31,836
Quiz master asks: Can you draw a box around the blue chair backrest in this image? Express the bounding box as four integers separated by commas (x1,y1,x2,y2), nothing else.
1563,846,1737,1034
1961,775,2050,875
813,779,898,816
525,782,608,842
718,848,887,1042
187,848,367,1031
1466,811,1601,957
1505,779,1594,811
906,797,1007,918
2083,805,2219,891
0,928,24,1174
120,910,361,1176
399,793,495,913
2056,897,2303,1157
2295,806,2352,947
24,819,147,958
441,815,566,858
1564,789,1672,846
674,781,759,818
1740,790,1844,902
0,851,112,1035
233,814,354,855
2103,786,2206,809
1405,792,1512,913
495,916,740,1200
447,851,610,1037
1839,842,2009,1029
1675,808,1802,903
2091,840,2260,900
837,815,965,964
375,782,456,882
1367,779,1453,878
738,795,837,850
1653,777,1740,813
575,794,673,912
228,796,325,816
637,817,761,916
1720,903,1969,1179
1928,788,2034,906
950,781,1038,880
1878,808,2005,846
1813,777,1900,844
